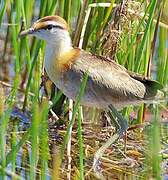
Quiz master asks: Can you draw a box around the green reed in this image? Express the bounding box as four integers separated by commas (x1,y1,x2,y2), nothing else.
0,0,167,179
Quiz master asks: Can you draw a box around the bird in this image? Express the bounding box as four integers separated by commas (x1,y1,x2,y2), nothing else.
19,15,162,109
20,15,163,178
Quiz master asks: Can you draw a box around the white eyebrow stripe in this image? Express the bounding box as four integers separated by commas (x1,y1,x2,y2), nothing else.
34,20,66,31
46,21,65,28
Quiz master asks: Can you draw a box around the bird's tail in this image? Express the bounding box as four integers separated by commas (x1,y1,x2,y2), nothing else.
129,71,164,100
143,80,164,100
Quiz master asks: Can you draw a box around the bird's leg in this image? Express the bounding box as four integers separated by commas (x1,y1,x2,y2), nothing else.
108,104,128,134
93,104,128,179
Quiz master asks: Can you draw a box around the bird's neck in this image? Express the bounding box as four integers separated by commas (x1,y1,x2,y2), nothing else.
44,31,80,79
44,31,72,72
45,31,73,60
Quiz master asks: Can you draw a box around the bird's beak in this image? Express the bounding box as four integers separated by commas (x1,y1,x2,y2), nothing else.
19,27,35,38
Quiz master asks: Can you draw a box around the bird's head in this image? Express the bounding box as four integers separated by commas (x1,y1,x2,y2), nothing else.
20,16,70,45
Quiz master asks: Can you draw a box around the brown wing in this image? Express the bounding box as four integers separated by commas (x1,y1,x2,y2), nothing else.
70,51,147,100
60,50,161,108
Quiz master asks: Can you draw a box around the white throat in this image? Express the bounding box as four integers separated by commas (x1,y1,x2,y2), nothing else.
45,29,72,58
44,29,72,84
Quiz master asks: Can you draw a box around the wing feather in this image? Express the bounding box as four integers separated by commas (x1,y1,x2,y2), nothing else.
71,51,146,101
60,51,160,108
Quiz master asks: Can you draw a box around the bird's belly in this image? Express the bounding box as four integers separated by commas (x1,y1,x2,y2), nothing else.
53,74,120,109
60,84,131,109
55,78,105,108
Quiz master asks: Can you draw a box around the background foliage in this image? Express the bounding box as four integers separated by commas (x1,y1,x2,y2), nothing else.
0,0,168,179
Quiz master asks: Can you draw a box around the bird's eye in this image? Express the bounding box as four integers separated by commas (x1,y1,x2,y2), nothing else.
47,24,53,30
